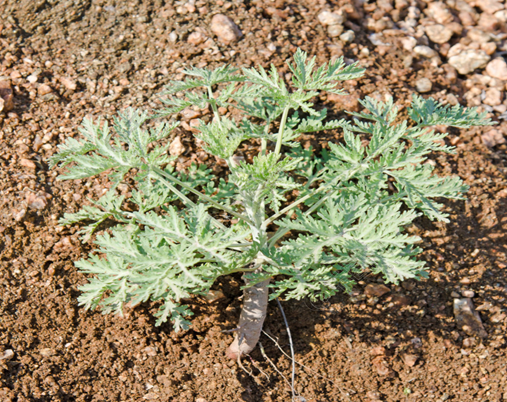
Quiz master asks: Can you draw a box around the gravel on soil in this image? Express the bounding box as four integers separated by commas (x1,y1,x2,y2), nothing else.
0,0,507,401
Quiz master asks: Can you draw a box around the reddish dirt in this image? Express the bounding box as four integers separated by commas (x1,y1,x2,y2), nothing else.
1,1,507,401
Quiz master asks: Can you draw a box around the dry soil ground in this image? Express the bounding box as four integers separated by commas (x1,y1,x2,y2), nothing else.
0,0,507,401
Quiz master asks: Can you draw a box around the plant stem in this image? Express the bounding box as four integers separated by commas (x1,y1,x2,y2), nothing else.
266,188,339,248
274,105,290,156
262,186,322,229
262,163,365,230
208,86,222,128
152,166,254,226
260,138,267,155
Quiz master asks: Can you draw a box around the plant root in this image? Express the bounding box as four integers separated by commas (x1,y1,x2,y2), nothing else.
227,277,270,360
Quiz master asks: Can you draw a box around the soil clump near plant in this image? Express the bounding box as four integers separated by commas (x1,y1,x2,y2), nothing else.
1,0,507,401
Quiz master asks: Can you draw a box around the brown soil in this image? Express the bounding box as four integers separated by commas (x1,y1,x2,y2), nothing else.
1,1,507,401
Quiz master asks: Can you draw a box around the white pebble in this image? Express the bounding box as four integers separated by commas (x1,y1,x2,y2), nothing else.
448,49,490,75
415,77,432,93
318,10,344,26
340,30,355,43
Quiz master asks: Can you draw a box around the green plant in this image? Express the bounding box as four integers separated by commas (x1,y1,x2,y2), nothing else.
50,49,492,359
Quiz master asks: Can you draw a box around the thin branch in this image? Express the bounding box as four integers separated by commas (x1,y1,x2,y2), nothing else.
268,189,337,248
152,166,255,226
208,85,222,129
148,172,251,253
263,163,364,230
274,105,290,156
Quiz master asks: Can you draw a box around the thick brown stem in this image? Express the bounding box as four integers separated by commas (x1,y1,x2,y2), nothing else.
226,277,270,360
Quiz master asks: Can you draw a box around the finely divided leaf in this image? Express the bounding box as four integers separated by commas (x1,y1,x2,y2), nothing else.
408,94,494,128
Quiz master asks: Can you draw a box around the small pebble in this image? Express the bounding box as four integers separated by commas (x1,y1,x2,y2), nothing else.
462,290,475,298
415,77,432,93
481,42,497,56
143,346,157,356
210,14,242,43
403,55,413,69
462,337,477,348
169,136,185,157
187,31,206,45
169,32,178,43
0,349,14,361
318,10,344,26
180,108,201,120
39,348,55,357
491,312,506,323
13,209,26,222
402,353,418,367
390,294,411,307
26,192,51,210
414,45,438,59
425,24,453,44
401,36,417,51
340,30,355,43
364,283,390,297
448,49,490,75
482,128,506,147
267,43,277,52
204,289,225,303
477,0,504,14
476,302,493,311
486,58,507,80
327,24,344,37
59,76,77,91
478,13,500,32
467,28,491,44
425,1,453,24
38,84,53,96
495,10,507,22
19,158,36,169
